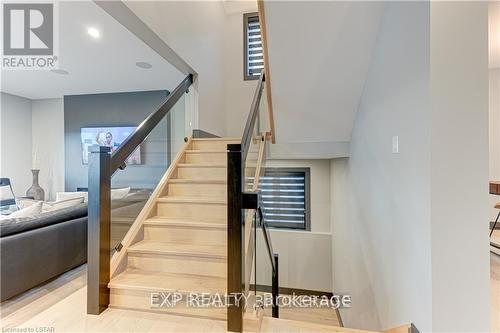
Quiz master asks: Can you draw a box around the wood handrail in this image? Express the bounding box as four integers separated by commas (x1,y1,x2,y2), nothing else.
257,0,276,144
241,72,265,163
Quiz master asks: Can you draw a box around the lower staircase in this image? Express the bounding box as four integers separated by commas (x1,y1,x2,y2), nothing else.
108,137,237,319
105,136,412,333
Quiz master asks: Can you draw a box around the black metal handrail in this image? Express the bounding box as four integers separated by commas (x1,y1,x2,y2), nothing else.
110,74,193,173
241,72,265,163
257,207,276,274
256,207,279,318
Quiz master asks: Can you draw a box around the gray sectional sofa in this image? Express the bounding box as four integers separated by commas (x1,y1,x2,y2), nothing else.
0,204,88,301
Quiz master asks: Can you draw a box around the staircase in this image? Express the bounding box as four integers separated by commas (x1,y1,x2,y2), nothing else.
108,137,239,319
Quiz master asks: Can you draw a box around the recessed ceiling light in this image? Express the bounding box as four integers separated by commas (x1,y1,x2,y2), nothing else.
51,69,69,75
136,61,152,69
87,27,100,39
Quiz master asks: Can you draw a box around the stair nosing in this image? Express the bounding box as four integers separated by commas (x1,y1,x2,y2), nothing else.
192,137,240,141
144,218,226,229
168,179,227,184
177,163,226,168
156,196,226,204
127,241,227,260
185,150,227,154
108,270,226,293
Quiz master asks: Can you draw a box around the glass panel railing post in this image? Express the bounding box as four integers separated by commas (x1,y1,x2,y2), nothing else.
108,90,188,257
272,253,279,318
227,143,244,332
87,145,111,315
254,211,258,297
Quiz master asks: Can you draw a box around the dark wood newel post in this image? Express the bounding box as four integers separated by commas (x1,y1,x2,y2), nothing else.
227,143,244,332
87,145,111,315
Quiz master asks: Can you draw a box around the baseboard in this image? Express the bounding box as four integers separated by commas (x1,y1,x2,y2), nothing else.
192,129,220,138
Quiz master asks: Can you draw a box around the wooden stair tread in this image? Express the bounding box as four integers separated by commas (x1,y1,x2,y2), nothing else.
157,196,226,204
177,163,226,168
185,150,227,154
168,179,227,184
128,240,226,259
192,137,240,141
144,217,226,229
109,269,225,293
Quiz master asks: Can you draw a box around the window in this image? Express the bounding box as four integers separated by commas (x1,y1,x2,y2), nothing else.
259,168,310,230
244,13,264,80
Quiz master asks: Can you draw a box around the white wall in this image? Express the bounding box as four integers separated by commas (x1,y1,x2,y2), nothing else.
223,11,257,138
490,69,500,221
0,94,65,200
330,3,432,331
254,159,333,292
125,1,227,137
31,99,65,201
430,3,490,332
331,2,490,332
0,93,33,196
489,69,500,180
222,10,351,159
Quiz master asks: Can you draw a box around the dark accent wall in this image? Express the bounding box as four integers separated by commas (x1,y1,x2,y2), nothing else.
64,90,169,191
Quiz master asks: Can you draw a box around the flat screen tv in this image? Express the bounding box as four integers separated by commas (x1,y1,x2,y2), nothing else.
80,126,141,165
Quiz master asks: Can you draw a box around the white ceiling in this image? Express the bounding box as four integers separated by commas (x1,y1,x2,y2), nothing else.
490,1,500,69
222,0,257,15
1,1,184,100
263,1,384,144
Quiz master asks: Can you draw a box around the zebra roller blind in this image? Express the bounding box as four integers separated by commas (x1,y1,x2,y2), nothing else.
259,169,310,229
244,13,264,80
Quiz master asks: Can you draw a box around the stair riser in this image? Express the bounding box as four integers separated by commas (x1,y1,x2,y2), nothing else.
110,288,227,320
111,224,130,243
191,140,239,150
185,153,226,164
176,167,226,180
143,225,226,246
167,183,226,198
157,202,226,220
127,253,226,278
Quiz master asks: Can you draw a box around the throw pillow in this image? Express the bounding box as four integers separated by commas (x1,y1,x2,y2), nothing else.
1,201,42,220
111,187,131,201
56,192,88,203
42,197,84,213
16,198,42,209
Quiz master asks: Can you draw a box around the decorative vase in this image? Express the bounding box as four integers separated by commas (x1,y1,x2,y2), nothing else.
26,169,45,201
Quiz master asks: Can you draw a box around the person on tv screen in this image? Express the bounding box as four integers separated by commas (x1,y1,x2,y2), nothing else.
95,131,118,152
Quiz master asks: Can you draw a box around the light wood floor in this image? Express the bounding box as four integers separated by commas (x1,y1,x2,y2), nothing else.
2,259,498,332
0,265,341,332
491,252,500,332
492,229,500,249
